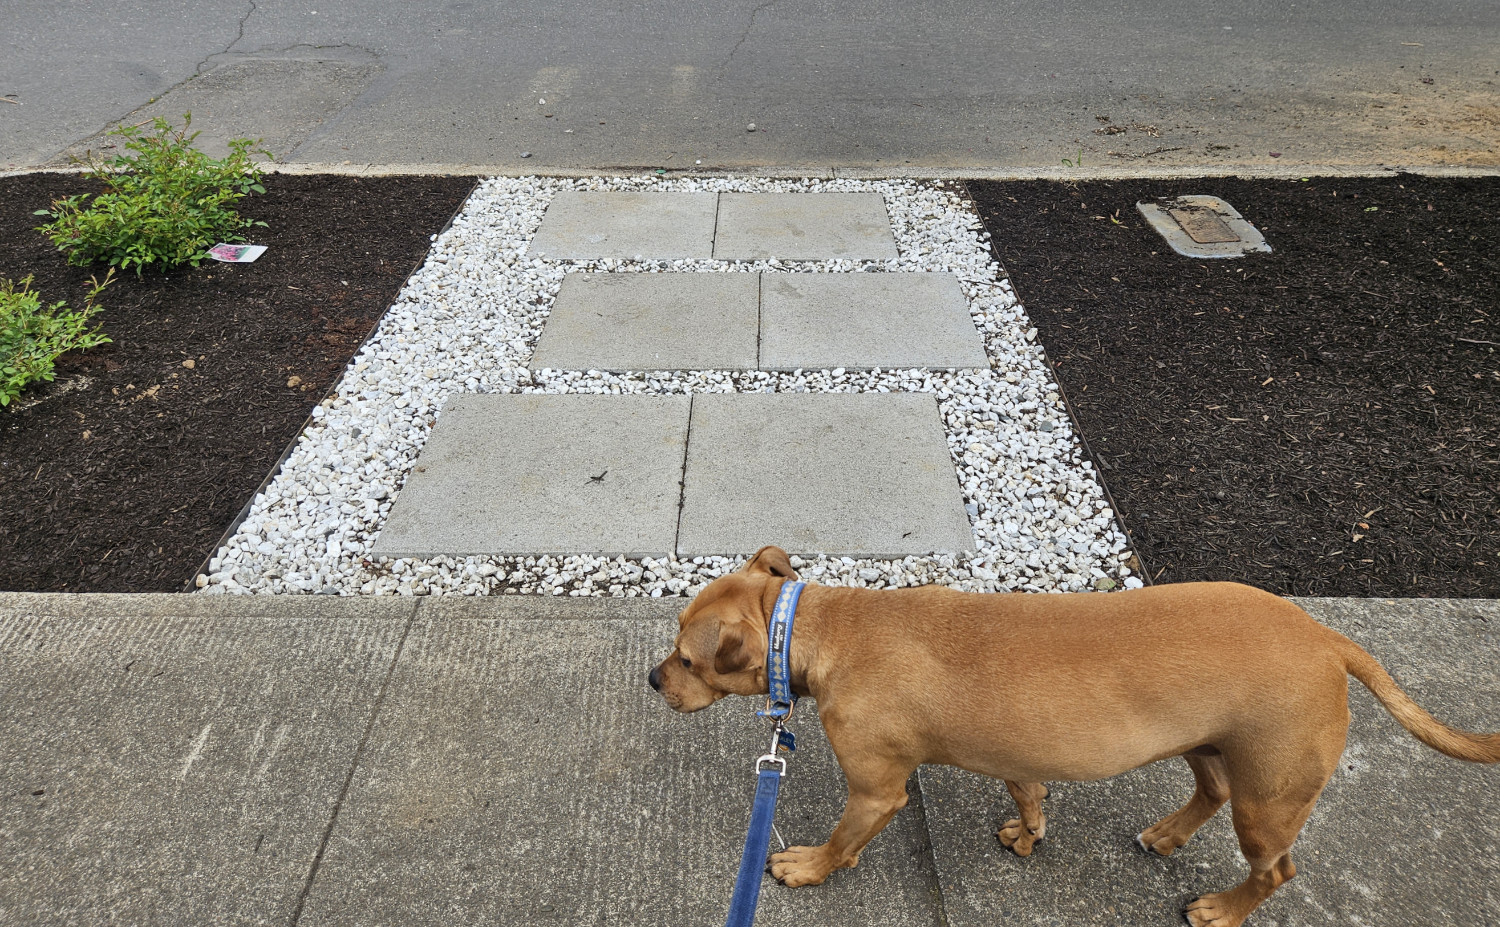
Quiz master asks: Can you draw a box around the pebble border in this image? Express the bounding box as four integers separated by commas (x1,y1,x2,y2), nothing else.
198,176,1142,598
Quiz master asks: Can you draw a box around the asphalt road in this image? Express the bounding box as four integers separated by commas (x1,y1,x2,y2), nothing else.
3,0,1498,172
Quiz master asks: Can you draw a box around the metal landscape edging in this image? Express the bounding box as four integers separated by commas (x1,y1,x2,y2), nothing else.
959,179,1154,587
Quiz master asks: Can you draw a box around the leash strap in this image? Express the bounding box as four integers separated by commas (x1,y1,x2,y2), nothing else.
725,578,806,927
724,765,783,927
757,580,805,720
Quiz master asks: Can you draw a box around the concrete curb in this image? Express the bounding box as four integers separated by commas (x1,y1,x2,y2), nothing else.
0,590,685,621
5,589,1496,619
6,163,1500,181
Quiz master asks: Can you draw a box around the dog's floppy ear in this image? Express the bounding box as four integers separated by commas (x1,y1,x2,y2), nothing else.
714,620,757,675
741,545,798,579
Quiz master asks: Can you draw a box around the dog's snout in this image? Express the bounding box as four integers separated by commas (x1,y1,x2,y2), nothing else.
649,666,662,691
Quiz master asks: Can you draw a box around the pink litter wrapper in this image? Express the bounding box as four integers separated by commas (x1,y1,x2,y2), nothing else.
207,243,267,263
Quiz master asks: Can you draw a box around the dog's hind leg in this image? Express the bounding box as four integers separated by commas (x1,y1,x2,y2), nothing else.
1184,735,1340,927
1183,791,1317,927
1138,751,1230,857
998,780,1049,857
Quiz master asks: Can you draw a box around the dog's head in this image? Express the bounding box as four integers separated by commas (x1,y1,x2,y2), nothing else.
648,545,799,712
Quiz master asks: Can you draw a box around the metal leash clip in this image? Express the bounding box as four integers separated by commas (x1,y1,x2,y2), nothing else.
755,719,795,775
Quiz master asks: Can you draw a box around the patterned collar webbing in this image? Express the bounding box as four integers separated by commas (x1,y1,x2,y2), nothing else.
758,580,805,719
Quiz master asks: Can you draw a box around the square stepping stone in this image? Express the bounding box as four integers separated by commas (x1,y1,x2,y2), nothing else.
373,394,690,558
713,193,900,261
529,191,717,260
677,393,974,557
759,272,988,370
530,272,759,371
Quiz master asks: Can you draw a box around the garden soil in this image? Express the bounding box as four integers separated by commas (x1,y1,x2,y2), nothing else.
968,175,1498,597
0,173,474,592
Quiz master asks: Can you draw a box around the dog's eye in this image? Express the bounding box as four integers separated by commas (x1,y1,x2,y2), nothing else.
681,656,692,668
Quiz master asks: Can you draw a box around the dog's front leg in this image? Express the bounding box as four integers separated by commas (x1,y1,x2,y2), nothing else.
997,780,1049,856
768,758,914,887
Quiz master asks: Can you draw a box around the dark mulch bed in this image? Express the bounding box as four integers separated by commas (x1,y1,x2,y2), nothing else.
1,172,474,592
969,175,1499,598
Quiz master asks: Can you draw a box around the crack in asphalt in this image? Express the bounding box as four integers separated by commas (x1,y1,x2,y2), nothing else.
717,0,782,81
195,0,258,76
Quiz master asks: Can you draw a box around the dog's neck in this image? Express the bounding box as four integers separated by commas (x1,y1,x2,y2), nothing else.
771,578,823,701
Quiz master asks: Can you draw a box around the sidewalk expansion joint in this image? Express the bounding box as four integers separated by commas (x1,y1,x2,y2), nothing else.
288,607,417,925
674,394,695,558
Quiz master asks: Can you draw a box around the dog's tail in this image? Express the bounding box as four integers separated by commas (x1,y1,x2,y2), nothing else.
1335,636,1500,763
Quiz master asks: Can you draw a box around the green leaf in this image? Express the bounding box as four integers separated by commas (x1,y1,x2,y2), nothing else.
33,113,269,273
0,272,112,406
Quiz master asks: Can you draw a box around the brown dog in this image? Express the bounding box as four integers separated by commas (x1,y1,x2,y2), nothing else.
649,546,1499,927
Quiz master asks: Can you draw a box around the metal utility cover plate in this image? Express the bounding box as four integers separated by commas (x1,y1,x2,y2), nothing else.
1167,206,1238,243
1136,195,1271,258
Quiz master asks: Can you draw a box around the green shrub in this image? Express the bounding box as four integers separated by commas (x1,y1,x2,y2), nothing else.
35,114,270,274
0,273,113,407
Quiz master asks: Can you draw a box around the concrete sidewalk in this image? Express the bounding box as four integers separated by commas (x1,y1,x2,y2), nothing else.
2,592,1495,926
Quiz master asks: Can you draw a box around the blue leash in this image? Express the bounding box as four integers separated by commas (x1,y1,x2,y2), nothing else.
724,580,805,927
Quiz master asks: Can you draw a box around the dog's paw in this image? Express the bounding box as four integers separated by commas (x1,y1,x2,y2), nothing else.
769,845,835,887
1184,892,1245,927
1138,825,1189,857
997,818,1045,857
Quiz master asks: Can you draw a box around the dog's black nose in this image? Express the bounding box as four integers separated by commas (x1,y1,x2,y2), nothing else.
648,666,661,691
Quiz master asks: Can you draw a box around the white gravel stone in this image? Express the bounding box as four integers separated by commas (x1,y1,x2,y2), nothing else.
201,176,1135,598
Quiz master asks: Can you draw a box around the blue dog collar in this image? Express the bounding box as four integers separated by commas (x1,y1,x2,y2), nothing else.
757,580,804,719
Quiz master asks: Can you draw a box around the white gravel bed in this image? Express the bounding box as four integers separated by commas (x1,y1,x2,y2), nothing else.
198,175,1141,597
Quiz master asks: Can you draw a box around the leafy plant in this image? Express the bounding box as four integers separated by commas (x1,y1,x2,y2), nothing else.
0,272,114,407
1061,148,1084,168
35,114,270,274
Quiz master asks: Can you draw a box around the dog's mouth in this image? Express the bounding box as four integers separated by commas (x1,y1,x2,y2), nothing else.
656,687,725,714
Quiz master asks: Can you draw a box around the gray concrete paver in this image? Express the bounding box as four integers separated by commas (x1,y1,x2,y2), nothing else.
531,271,760,371
528,191,718,260
296,612,944,927
677,392,975,556
713,193,899,261
372,394,691,558
0,597,414,927
759,272,988,370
